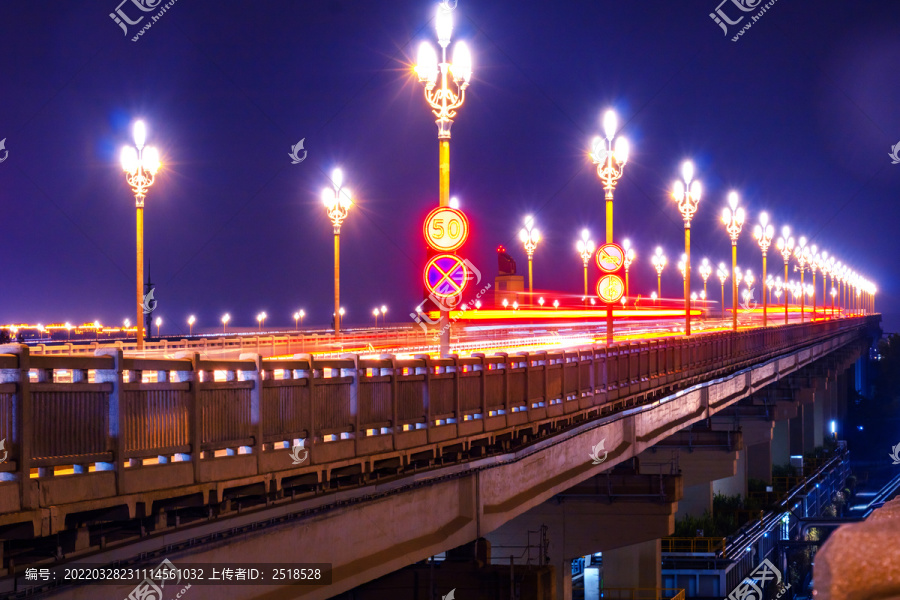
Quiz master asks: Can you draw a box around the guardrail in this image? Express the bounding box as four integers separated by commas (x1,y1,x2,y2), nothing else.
0,317,874,519
660,537,727,556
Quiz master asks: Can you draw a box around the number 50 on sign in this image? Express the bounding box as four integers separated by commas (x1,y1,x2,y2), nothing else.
424,207,469,252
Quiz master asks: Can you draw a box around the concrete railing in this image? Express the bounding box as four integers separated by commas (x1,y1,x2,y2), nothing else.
0,317,875,520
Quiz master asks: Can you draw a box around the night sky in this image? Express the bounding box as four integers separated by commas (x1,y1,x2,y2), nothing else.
1,1,898,335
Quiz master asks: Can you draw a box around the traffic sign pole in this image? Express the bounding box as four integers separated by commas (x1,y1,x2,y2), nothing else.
684,224,691,336
595,243,626,347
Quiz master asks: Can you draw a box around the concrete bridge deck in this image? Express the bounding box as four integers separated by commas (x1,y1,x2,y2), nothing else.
0,316,879,599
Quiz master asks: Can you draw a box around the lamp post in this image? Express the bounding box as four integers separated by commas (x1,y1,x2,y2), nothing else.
188,315,195,337
717,262,729,319
120,120,161,351
652,247,667,300
323,168,353,334
415,1,472,357
793,236,809,323
256,312,267,332
809,247,819,320
590,110,629,243
373,308,380,328
222,313,230,334
576,229,595,300
766,276,774,306
817,251,829,315
752,212,774,327
699,258,712,301
155,316,162,338
671,161,701,335
519,215,541,304
293,312,300,330
623,238,636,301
776,227,795,325
744,270,754,292
721,192,745,331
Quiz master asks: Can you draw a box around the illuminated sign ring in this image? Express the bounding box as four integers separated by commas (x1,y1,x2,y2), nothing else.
596,243,625,273
596,274,625,304
424,254,470,299
424,206,469,252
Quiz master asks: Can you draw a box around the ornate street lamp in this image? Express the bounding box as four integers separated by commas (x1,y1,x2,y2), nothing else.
699,258,712,300
775,226,795,324
752,212,774,326
415,1,472,356
576,229,595,300
120,120,161,351
818,252,830,313
623,238,636,300
188,315,195,337
323,168,353,334
590,110,629,243
652,247,667,300
519,215,541,304
793,236,810,323
721,192,745,331
809,246,819,319
717,262,729,320
672,161,702,335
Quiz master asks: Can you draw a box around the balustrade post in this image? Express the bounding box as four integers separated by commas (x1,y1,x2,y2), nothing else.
241,354,264,475
0,344,35,508
95,348,125,493
472,353,488,419
178,352,201,483
388,354,400,447
450,354,461,423
415,354,434,427
341,354,360,451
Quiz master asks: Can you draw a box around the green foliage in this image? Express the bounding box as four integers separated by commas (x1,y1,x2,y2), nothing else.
673,509,737,539
773,463,798,478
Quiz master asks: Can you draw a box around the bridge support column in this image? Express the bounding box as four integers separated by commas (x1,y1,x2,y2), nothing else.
713,448,747,498
802,390,816,453
772,420,790,467
485,472,680,600
813,377,828,448
741,421,775,485
602,538,661,589
790,397,816,457
677,481,713,519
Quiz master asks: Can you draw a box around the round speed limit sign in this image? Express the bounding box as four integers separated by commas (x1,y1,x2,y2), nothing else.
423,207,469,252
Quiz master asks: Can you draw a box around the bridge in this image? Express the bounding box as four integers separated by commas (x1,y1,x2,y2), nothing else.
0,314,879,599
